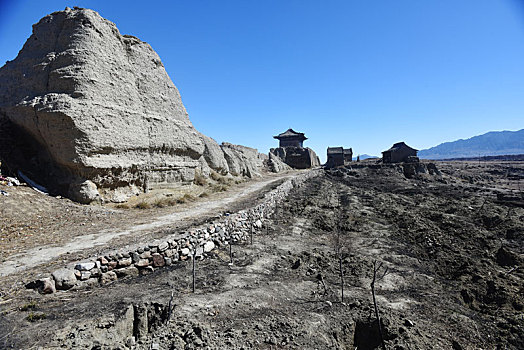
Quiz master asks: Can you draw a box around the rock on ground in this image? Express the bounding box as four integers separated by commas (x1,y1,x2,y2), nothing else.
51,268,77,290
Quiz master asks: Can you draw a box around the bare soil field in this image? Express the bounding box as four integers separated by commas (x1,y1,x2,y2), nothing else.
0,161,523,349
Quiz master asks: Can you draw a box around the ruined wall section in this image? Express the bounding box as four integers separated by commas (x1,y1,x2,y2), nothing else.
27,170,321,294
270,146,320,169
0,7,276,203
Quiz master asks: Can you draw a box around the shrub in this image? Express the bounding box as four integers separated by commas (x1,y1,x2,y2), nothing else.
26,312,46,322
212,184,229,192
20,301,37,311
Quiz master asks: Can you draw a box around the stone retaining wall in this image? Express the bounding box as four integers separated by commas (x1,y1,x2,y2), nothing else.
31,170,321,294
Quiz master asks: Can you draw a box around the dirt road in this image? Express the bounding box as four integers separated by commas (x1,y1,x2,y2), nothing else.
0,172,294,277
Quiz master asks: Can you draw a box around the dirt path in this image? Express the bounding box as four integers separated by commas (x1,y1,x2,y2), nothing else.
0,173,294,277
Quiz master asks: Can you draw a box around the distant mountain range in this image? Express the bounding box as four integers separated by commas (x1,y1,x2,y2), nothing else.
419,129,524,160
352,154,378,161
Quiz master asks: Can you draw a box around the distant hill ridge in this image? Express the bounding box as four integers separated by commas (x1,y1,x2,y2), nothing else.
352,154,378,161
419,129,524,160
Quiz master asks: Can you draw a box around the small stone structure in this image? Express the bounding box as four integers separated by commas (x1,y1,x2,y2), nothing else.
273,129,307,148
382,142,418,163
270,128,320,169
325,147,353,168
326,147,344,168
343,148,353,165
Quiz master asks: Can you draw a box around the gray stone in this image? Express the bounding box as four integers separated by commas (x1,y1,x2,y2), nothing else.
37,277,56,294
152,253,165,267
158,242,169,252
118,257,132,267
90,268,101,278
80,271,91,280
140,251,152,259
165,257,172,266
68,180,100,204
131,252,140,263
136,259,150,268
75,262,96,271
203,241,215,253
52,268,77,290
77,278,99,289
100,271,118,284
180,248,190,256
115,266,139,278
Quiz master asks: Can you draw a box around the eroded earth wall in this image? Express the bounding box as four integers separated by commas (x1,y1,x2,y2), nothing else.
0,7,277,203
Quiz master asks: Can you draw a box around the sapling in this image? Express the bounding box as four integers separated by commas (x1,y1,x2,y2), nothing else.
192,250,196,293
249,210,254,245
166,291,176,324
371,260,389,350
332,201,349,303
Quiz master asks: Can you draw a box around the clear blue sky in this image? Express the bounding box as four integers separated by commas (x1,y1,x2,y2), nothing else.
1,0,523,161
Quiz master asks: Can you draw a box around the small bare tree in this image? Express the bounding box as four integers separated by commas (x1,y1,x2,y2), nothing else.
166,291,176,324
192,250,196,293
333,202,350,303
226,220,234,265
249,209,254,245
371,260,389,350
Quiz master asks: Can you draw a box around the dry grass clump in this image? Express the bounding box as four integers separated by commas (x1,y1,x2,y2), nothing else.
135,201,151,209
212,184,229,192
143,193,197,208
193,170,207,186
122,191,200,210
217,176,232,185
115,203,130,209
176,193,195,204
151,197,177,208
26,312,46,322
113,169,243,210
210,171,221,181
20,301,37,311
